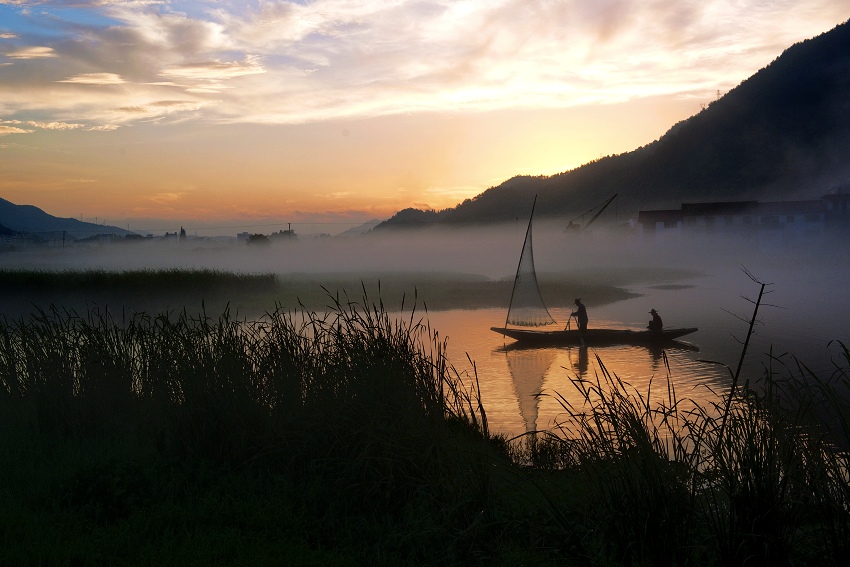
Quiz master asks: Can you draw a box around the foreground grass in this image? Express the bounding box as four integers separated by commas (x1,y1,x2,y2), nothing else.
0,293,539,566
1,288,848,566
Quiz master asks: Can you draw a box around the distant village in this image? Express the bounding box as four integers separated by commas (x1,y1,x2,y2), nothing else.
3,184,850,250
636,183,850,245
0,226,314,250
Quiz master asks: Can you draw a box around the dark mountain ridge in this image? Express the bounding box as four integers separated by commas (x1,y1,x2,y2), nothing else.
0,197,132,240
379,19,850,227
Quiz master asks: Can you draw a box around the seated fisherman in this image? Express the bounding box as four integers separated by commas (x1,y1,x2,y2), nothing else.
648,309,663,332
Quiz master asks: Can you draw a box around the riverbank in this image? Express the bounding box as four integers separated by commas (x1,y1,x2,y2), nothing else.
0,267,700,319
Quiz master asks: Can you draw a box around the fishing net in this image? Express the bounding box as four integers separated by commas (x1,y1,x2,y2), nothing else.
506,218,557,327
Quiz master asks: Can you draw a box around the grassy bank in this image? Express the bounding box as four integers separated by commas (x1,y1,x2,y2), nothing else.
2,290,847,565
0,267,701,318
0,294,504,565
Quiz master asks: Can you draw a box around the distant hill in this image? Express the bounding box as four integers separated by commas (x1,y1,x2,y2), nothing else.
0,197,133,240
336,219,385,237
378,19,850,228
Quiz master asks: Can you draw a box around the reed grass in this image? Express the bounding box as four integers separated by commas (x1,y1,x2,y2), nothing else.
1,281,849,566
507,287,850,567
0,289,525,565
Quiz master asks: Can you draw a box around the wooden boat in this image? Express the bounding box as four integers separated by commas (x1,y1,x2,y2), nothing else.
490,326,698,346
496,195,697,346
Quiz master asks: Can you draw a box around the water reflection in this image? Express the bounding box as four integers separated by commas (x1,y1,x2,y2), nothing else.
503,347,556,433
423,266,849,438
426,307,739,437
495,338,709,435
573,344,589,377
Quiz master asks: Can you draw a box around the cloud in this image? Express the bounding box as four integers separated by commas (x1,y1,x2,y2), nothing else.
29,120,119,131
150,99,197,107
57,72,126,85
159,56,266,81
0,0,163,7
0,0,848,127
0,32,20,39
0,124,31,135
1,119,118,132
113,99,205,118
25,120,84,130
4,46,56,58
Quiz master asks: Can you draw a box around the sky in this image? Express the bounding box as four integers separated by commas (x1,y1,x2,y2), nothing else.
1,0,849,236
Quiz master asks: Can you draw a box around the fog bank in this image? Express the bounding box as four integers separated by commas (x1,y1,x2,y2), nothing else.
2,219,846,282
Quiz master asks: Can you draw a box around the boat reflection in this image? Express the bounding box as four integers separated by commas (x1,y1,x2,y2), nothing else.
499,339,697,356
497,340,701,434
503,347,556,433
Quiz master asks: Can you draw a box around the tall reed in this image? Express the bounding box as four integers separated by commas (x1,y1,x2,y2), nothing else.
510,285,850,566
0,289,491,522
544,352,700,566
4,279,850,565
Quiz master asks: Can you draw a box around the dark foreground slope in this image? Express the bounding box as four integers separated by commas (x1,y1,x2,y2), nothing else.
379,20,850,227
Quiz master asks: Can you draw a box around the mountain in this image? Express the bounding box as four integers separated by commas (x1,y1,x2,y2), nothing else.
0,197,133,240
378,19,850,227
336,219,385,237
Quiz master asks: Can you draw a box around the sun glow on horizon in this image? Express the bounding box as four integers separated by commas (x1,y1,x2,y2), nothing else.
0,1,848,226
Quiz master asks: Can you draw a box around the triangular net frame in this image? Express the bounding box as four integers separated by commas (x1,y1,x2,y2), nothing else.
505,197,557,328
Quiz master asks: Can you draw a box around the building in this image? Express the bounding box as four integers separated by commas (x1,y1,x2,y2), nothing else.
822,184,850,233
638,197,833,245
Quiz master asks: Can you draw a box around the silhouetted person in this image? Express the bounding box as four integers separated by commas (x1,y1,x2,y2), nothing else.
648,309,663,332
571,298,588,332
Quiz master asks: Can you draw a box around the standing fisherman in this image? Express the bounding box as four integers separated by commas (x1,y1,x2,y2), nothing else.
571,298,588,333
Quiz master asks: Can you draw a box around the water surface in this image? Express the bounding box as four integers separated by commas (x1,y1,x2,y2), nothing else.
426,271,849,438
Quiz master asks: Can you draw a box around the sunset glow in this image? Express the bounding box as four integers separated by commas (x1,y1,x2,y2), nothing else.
1,0,848,234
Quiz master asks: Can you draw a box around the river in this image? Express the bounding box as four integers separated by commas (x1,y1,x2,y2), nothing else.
425,268,850,438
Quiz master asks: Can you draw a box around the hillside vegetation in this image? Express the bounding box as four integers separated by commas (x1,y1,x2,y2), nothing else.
379,19,850,228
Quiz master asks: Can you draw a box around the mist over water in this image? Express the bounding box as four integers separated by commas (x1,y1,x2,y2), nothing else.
4,218,843,275
3,220,847,436
4,220,847,352
1,224,533,277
